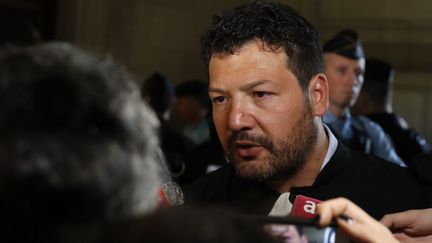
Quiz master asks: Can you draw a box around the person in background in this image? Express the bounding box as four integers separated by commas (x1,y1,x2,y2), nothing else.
141,72,194,181
180,112,227,184
0,42,164,243
170,79,222,184
322,30,405,166
351,58,432,165
173,80,211,146
182,0,428,220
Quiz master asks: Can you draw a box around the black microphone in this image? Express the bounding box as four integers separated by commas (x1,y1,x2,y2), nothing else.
158,181,184,206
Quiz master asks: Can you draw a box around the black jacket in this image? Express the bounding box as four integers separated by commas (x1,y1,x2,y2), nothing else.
183,142,430,219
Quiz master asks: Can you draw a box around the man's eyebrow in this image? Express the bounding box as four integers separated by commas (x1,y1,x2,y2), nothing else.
208,87,225,94
239,80,272,91
208,80,272,94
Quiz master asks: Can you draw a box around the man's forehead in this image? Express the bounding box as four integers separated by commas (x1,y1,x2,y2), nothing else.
210,39,285,58
209,42,290,76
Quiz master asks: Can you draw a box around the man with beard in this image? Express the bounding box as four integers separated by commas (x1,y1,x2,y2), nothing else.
182,1,429,219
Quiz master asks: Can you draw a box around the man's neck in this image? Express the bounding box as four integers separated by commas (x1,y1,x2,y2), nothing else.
267,122,329,193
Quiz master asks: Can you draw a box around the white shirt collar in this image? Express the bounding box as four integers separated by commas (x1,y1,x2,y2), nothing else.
268,124,338,216
321,124,338,170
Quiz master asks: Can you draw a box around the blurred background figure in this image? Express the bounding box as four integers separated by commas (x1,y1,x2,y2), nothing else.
141,72,176,122
0,42,165,243
351,58,432,165
180,113,227,184
141,72,193,181
322,29,405,166
169,79,226,185
172,80,211,147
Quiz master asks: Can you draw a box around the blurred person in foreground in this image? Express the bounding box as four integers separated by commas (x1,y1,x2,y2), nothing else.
0,42,164,243
182,0,429,219
102,206,278,243
351,58,432,165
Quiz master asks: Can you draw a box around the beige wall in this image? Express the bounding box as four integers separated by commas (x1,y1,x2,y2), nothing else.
57,0,249,82
57,0,432,142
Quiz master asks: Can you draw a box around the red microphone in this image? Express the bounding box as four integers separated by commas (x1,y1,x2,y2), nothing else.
290,195,322,219
158,181,184,207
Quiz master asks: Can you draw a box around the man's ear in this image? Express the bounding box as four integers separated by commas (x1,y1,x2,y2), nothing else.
308,73,329,116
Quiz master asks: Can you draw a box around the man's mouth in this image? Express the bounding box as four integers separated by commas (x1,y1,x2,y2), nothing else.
234,141,263,157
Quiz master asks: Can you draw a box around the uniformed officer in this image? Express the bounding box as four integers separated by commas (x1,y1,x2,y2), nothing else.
322,29,405,166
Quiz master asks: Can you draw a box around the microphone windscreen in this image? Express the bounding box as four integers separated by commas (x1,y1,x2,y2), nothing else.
290,195,322,219
159,181,184,206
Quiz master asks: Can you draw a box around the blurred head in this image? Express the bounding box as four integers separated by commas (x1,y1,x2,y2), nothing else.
141,72,175,120
203,1,328,181
0,42,164,241
174,80,210,125
323,29,365,115
351,58,394,114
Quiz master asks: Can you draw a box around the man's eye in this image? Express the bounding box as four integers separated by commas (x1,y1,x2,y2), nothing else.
253,91,270,98
212,96,226,104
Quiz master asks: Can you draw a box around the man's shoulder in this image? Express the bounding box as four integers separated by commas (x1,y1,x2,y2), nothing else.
336,143,405,171
327,143,416,183
353,115,386,134
313,144,428,218
334,145,424,200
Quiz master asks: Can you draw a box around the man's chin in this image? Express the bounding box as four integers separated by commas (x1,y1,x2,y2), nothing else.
233,160,275,180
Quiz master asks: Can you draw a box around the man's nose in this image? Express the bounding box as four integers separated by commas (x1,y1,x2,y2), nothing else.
227,100,254,131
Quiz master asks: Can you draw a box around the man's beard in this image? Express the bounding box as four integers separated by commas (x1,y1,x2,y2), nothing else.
225,104,317,181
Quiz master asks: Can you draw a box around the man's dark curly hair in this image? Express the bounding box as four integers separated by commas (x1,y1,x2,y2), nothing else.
201,0,323,91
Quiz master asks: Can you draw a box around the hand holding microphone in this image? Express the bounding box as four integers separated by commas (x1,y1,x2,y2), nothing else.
316,197,399,243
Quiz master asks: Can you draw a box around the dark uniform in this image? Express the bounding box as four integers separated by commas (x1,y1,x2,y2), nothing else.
353,58,432,164
366,112,432,164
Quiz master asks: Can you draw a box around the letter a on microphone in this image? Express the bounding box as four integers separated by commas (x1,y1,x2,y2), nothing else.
291,195,322,219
